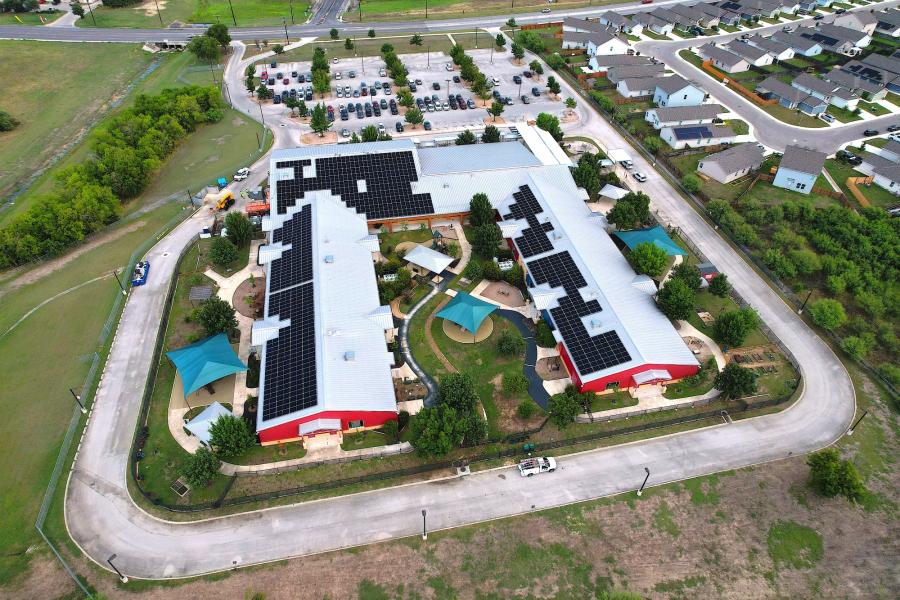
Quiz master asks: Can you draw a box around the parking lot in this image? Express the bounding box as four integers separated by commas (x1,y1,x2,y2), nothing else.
254,49,566,136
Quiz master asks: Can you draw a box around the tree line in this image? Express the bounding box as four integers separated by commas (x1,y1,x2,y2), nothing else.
0,85,224,269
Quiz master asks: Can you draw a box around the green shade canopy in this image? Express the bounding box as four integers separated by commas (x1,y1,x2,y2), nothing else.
166,333,247,397
613,225,688,257
436,291,497,334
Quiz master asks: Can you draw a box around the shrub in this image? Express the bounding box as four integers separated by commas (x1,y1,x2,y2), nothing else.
548,386,584,429
682,174,701,193
807,449,865,502
496,329,525,357
808,299,847,331
629,242,668,277
208,236,239,267
503,372,529,396
517,400,537,419
709,273,731,297
180,447,220,487
208,414,256,458
0,109,19,132
714,363,757,399
840,335,873,360
535,320,556,348
382,419,399,442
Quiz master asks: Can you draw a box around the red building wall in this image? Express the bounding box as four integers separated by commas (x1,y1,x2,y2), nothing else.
557,343,699,392
258,410,397,445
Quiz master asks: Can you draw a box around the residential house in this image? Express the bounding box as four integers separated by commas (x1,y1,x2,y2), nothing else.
779,0,801,15
875,10,900,38
561,20,631,55
698,3,742,27
798,24,871,55
562,17,609,35
823,67,888,101
651,7,684,29
814,22,872,49
833,11,878,36
660,125,737,150
791,72,859,110
645,104,725,129
815,0,835,7
617,77,659,98
745,35,796,61
871,165,900,195
632,12,675,36
718,1,756,23
878,139,900,162
589,54,653,73
841,57,900,94
587,30,632,57
796,0,818,14
772,30,823,56
756,76,828,114
699,143,765,183
599,11,644,35
653,75,706,107
607,64,666,84
725,39,775,67
773,145,826,195
698,44,751,73
739,0,782,19
854,149,900,194
670,4,708,29
561,32,595,51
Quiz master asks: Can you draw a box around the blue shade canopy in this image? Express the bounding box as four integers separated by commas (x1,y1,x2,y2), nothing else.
166,333,247,397
613,225,688,257
436,292,497,334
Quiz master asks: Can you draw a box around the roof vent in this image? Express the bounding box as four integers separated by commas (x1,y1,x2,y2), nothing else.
344,351,356,361
590,319,603,329
551,231,563,240
324,255,335,264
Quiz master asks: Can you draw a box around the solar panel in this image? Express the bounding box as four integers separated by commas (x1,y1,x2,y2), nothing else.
674,126,711,141
503,185,555,259
274,151,434,220
262,282,318,421
269,205,313,294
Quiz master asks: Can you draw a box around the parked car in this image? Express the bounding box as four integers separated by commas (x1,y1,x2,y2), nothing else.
521,95,530,104
445,63,454,71
131,261,150,287
349,70,356,78
415,78,423,85
513,75,522,84
467,99,476,109
424,121,432,131
518,457,555,477
634,172,648,182
453,75,461,83
335,71,342,80
341,128,351,137
887,124,900,132
813,14,824,20
820,112,835,124
523,70,533,78
541,7,551,12
396,121,404,132
233,167,250,181
380,99,388,109
621,159,635,170
409,82,418,92
379,68,387,77
433,81,441,90
491,76,501,85
863,129,879,136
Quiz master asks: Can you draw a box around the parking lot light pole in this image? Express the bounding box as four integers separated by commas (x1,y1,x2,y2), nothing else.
637,467,650,496
69,388,87,414
421,509,427,540
847,410,868,436
446,79,451,100
107,554,128,583
112,270,127,296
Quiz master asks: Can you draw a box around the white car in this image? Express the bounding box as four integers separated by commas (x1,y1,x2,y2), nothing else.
445,63,454,71
379,68,387,77
199,227,212,239
233,167,250,181
335,71,342,80
634,172,648,182
518,457,556,477
491,76,501,85
621,160,634,170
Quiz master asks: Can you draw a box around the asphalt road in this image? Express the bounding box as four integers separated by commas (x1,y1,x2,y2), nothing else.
63,34,857,581
637,0,900,151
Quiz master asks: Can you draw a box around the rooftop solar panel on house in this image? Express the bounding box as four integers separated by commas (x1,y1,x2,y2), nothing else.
274,151,434,220
262,282,318,421
673,126,712,141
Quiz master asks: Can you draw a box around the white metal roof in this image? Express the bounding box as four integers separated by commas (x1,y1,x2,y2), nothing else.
299,418,342,435
404,244,454,274
600,184,629,200
185,402,232,445
518,125,573,167
417,142,542,175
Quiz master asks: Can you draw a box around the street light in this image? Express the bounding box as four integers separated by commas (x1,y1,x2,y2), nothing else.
107,554,128,583
636,467,650,497
446,78,451,101
283,18,290,43
421,509,427,540
85,0,97,27
112,269,127,296
69,388,87,414
226,0,236,26
289,0,295,25
797,290,812,315
846,410,868,436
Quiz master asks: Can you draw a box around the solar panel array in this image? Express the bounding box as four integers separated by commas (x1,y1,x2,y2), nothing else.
673,126,712,141
274,151,434,220
503,185,555,259
269,204,313,294
263,282,318,421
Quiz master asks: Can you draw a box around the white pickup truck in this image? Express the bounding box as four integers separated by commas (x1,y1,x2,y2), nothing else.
518,457,556,477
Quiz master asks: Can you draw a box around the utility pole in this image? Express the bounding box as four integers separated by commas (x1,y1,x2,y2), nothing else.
636,467,650,497
283,18,289,43
475,27,478,48
69,388,87,414
358,0,362,21
153,0,163,27
107,555,128,584
112,270,127,296
421,509,427,540
257,100,267,128
86,0,97,27
186,189,195,207
846,410,868,436
425,0,428,20
427,46,430,68
289,0,295,24
227,0,236,26
797,290,812,315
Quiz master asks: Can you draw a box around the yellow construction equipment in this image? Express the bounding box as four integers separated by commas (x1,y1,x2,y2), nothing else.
205,189,235,211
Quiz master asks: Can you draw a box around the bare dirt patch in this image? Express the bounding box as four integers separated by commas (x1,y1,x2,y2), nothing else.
480,280,525,307
135,0,167,17
300,131,338,145
232,275,265,318
492,374,545,433
536,356,568,381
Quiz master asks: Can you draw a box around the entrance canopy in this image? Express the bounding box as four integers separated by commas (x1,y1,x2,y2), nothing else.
613,225,688,257
166,333,247,397
436,291,497,334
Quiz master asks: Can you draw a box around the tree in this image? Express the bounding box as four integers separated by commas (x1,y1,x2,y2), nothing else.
208,236,238,267
629,242,668,277
481,124,501,143
671,261,702,291
361,124,380,142
472,224,502,258
436,373,485,446
517,400,536,419
548,389,581,429
496,329,525,357
495,33,506,48
511,42,525,61
410,405,463,458
713,308,759,348
224,211,253,248
256,84,271,100
592,91,615,114
368,28,376,38
71,3,84,17
469,193,494,227
180,447,220,487
207,23,231,48
487,100,505,122
330,28,339,40
535,320,555,348
546,75,561,97
709,273,731,298
245,75,256,95
535,112,563,141
714,363,757,399
404,106,424,128
345,37,354,50
807,449,865,502
187,35,220,62
0,109,19,132
565,97,577,110
657,278,694,321
606,191,650,230
456,129,477,145
572,153,600,199
312,69,330,97
310,103,332,136
644,136,662,154
397,88,415,108
809,299,847,331
194,296,238,337
208,414,255,457
381,42,395,54
382,419,400,443
297,99,308,117
504,373,529,395
272,44,284,55
407,32,423,46
311,47,329,73
506,17,517,28
682,173,702,193
841,334,873,360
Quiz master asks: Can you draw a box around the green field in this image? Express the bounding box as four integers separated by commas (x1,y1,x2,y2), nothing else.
0,10,62,25
75,0,310,28
347,0,626,22
0,41,153,213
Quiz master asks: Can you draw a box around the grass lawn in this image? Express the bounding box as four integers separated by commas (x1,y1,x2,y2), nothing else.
399,282,432,314
0,41,153,215
208,237,251,276
378,227,434,252
341,430,393,451
0,201,185,584
872,35,900,49
668,152,752,203
825,158,899,209
589,391,638,412
883,92,900,107
643,30,671,40
761,103,828,128
858,100,890,116
720,25,741,32
826,105,862,123
348,0,623,22
76,0,310,28
663,358,717,399
671,29,697,39
743,180,840,210
0,10,62,25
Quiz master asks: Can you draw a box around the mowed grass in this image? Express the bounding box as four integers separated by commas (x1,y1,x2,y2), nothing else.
351,0,625,22
75,0,309,28
0,201,184,584
0,41,152,213
0,11,63,25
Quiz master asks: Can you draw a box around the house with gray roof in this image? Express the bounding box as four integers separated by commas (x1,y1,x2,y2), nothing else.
841,57,900,94
756,76,828,115
670,4,709,28
773,145,826,195
660,125,737,150
833,10,878,36
632,12,674,36
598,11,643,35
853,149,900,195
645,104,725,129
698,44,750,73
725,39,775,67
824,67,888,101
875,10,900,37
588,54,652,73
744,35,795,61
607,64,666,84
699,144,766,183
798,24,871,55
561,22,631,56
616,77,659,98
791,73,859,110
772,30,823,56
654,75,706,107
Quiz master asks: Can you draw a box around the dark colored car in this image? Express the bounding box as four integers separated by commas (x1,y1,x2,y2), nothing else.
348,103,355,112
340,110,349,120
449,97,458,109
424,121,432,130
523,70,533,78
432,82,441,90
291,71,298,78
532,87,541,97
390,105,398,115
493,89,501,99
409,83,417,92
283,78,289,85
305,90,313,101
298,74,305,83
267,77,275,85
887,124,900,132
415,78,423,85
373,105,381,117
380,99,388,109
273,94,281,104
270,60,277,68
863,129,879,136
513,75,522,84
396,121,404,132
453,75,461,83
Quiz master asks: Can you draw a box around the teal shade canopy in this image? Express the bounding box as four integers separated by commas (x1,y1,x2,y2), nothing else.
166,333,247,397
